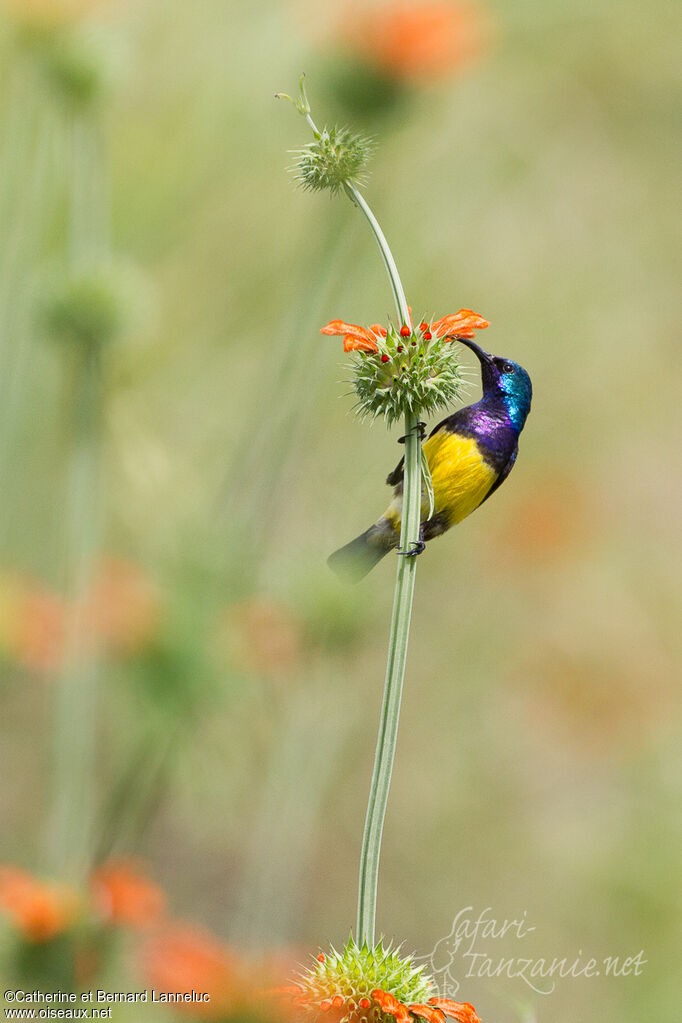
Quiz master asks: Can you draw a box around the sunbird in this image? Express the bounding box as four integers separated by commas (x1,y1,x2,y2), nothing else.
328,337,532,580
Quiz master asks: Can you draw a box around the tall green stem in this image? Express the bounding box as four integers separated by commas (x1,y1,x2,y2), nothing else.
356,412,421,945
295,86,424,945
340,181,422,948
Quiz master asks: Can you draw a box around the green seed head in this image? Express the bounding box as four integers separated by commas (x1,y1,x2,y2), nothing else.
291,126,374,195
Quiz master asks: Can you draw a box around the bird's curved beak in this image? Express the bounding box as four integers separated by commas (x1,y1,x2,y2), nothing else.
453,335,494,365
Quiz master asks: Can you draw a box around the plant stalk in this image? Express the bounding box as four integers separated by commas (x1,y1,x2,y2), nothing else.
339,181,421,948
295,87,425,946
356,410,421,945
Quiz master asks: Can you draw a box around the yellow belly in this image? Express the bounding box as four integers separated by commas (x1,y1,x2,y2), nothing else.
424,430,497,525
384,432,497,532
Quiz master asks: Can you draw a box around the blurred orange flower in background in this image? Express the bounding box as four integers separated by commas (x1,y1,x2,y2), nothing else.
491,475,592,569
218,597,304,679
339,1,488,81
0,573,67,673
0,866,79,942
0,558,159,674
86,558,160,657
90,858,166,929
143,924,244,1019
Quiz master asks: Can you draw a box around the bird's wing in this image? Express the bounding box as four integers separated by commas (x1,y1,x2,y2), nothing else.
479,448,518,505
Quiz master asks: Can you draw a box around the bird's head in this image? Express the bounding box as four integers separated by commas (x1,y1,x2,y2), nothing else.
454,336,532,432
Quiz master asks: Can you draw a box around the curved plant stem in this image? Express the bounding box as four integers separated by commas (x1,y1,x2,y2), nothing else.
292,84,425,946
343,182,410,328
339,180,421,948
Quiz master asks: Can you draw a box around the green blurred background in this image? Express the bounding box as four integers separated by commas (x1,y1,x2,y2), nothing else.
0,1,680,1021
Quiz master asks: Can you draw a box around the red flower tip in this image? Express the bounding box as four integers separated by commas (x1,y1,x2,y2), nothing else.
332,995,344,1009
423,330,432,340
428,997,482,1023
320,1000,332,1012
317,953,326,962
400,325,411,337
359,997,371,1010
420,321,429,331
381,354,390,363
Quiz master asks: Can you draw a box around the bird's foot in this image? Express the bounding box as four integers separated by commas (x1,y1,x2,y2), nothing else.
397,539,426,557
398,421,426,445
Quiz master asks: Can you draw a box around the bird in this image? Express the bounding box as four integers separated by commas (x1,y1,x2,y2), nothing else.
328,336,532,581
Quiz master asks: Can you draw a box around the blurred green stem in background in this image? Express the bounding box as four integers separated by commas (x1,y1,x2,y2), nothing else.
49,344,104,880
280,77,424,947
48,107,110,881
0,59,57,510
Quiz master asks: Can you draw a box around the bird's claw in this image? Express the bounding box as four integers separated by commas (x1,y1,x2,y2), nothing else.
397,539,426,557
398,421,426,445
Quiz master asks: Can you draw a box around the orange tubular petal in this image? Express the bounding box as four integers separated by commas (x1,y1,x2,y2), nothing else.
369,324,388,337
427,998,481,1023
372,990,413,1023
409,1004,446,1023
431,310,489,340
320,320,374,342
343,335,379,353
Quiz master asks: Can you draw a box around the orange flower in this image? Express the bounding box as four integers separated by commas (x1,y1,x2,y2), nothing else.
430,310,489,341
370,990,481,1023
319,319,388,353
218,597,304,679
0,574,67,673
373,989,414,1023
143,924,240,1018
427,997,482,1023
320,310,488,351
0,866,79,942
340,2,488,81
86,558,160,656
90,859,166,929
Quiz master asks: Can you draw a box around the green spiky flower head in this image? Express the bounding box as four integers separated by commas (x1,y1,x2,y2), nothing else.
320,311,490,427
291,125,373,195
290,939,432,1023
277,74,373,196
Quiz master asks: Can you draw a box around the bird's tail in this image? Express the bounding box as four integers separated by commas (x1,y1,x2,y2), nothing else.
327,521,396,583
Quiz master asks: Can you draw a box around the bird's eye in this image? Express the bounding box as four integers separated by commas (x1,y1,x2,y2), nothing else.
496,359,514,373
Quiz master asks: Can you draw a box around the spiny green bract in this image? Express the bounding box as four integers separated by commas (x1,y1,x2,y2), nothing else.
292,126,373,195
297,939,433,1023
351,326,467,427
